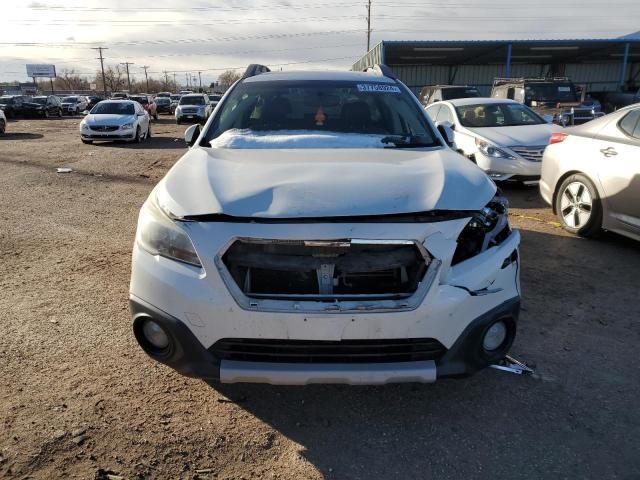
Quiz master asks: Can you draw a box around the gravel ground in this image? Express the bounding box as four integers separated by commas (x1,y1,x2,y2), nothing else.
1,117,639,480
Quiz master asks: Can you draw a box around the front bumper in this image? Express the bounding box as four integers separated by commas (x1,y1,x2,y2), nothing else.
130,221,521,384
81,131,135,140
474,151,541,182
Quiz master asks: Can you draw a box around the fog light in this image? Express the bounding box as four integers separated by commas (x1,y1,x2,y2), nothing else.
142,319,169,349
483,321,507,351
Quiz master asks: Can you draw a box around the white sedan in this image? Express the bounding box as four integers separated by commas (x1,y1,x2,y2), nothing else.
79,100,151,144
426,98,562,183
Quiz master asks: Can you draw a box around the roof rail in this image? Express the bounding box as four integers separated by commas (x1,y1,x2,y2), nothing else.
242,64,271,79
362,64,396,80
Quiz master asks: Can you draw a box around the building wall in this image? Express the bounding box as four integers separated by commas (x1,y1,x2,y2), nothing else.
390,62,636,96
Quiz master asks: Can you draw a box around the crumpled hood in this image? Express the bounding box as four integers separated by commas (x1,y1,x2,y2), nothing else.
470,123,562,147
84,114,134,125
157,147,496,219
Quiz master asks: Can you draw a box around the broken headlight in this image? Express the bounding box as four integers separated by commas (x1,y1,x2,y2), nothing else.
136,196,201,267
452,196,510,265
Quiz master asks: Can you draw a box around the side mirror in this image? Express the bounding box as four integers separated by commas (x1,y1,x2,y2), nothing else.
436,122,455,148
543,114,554,123
82,110,89,115
184,124,201,147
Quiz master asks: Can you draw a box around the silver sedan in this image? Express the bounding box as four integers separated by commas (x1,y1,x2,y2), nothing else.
540,104,640,241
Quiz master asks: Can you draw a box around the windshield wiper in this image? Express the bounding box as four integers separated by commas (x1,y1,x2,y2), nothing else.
381,135,439,148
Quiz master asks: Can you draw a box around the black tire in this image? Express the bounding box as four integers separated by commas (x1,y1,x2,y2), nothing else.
146,124,152,140
554,173,603,237
0,120,5,134
153,113,158,120
134,126,141,143
176,118,181,125
58,108,63,117
44,109,50,119
81,138,93,144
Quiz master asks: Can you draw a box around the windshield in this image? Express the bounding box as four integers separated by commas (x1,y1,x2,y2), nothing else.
171,95,181,101
455,103,545,128
180,96,205,105
211,95,222,101
156,98,170,104
525,83,578,103
131,96,148,104
0,97,14,105
90,102,135,115
203,80,439,148
32,97,47,104
62,97,78,103
442,87,481,100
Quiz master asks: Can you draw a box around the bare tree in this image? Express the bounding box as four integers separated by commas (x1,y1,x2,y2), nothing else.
54,69,90,90
217,70,242,91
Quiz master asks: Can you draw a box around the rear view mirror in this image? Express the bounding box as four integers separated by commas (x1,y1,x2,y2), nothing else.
436,122,455,148
184,124,201,147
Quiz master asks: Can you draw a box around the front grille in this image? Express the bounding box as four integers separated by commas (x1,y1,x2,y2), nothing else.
182,108,198,114
221,239,430,301
510,145,546,162
90,125,119,132
210,338,447,363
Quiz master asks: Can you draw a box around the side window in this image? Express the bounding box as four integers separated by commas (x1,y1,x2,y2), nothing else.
425,104,441,122
506,87,515,100
619,110,640,139
436,105,454,124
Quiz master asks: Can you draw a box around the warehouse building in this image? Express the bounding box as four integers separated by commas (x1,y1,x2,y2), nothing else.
352,32,640,95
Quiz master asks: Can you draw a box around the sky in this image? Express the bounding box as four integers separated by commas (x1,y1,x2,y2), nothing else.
1,0,639,86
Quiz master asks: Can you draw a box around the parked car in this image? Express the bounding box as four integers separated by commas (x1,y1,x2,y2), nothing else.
130,64,521,385
209,93,223,110
419,85,481,106
426,98,562,183
491,77,602,126
156,92,172,98
130,95,158,120
79,100,151,144
61,95,88,115
87,96,104,109
22,95,63,118
0,95,29,118
155,96,172,114
170,94,181,114
540,104,640,241
112,92,129,99
175,94,211,124
588,88,640,114
0,109,6,134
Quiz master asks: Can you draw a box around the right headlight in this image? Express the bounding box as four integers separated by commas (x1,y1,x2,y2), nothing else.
452,195,510,265
136,196,202,267
475,138,516,160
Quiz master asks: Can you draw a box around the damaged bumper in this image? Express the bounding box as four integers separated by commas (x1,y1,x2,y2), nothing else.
130,216,521,385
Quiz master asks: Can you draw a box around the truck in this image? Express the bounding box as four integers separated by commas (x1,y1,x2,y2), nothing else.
587,88,640,113
491,77,603,126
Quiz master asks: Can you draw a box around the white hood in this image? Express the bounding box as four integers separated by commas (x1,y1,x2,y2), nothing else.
85,114,135,125
156,147,496,218
468,123,562,147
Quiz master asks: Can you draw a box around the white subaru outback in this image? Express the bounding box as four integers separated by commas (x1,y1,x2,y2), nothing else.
130,64,521,385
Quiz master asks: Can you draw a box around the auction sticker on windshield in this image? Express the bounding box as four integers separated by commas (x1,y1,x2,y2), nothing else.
357,84,401,93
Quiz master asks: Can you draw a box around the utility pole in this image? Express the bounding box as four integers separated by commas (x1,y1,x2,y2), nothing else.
120,62,134,91
185,73,190,89
163,70,169,90
366,0,372,52
141,65,150,92
92,46,108,97
173,72,177,90
198,71,202,91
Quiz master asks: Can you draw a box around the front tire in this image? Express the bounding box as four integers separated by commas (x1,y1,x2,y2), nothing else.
134,126,141,143
0,120,5,134
58,108,63,117
555,173,602,237
146,124,152,140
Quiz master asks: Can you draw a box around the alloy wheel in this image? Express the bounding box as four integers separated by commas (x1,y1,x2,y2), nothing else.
560,181,592,229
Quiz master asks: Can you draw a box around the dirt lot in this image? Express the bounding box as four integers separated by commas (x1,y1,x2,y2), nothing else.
1,117,639,480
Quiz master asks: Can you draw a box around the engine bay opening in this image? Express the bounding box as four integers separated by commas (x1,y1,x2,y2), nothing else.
221,239,430,301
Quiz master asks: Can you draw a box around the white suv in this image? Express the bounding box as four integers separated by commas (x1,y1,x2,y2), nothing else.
130,64,521,385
